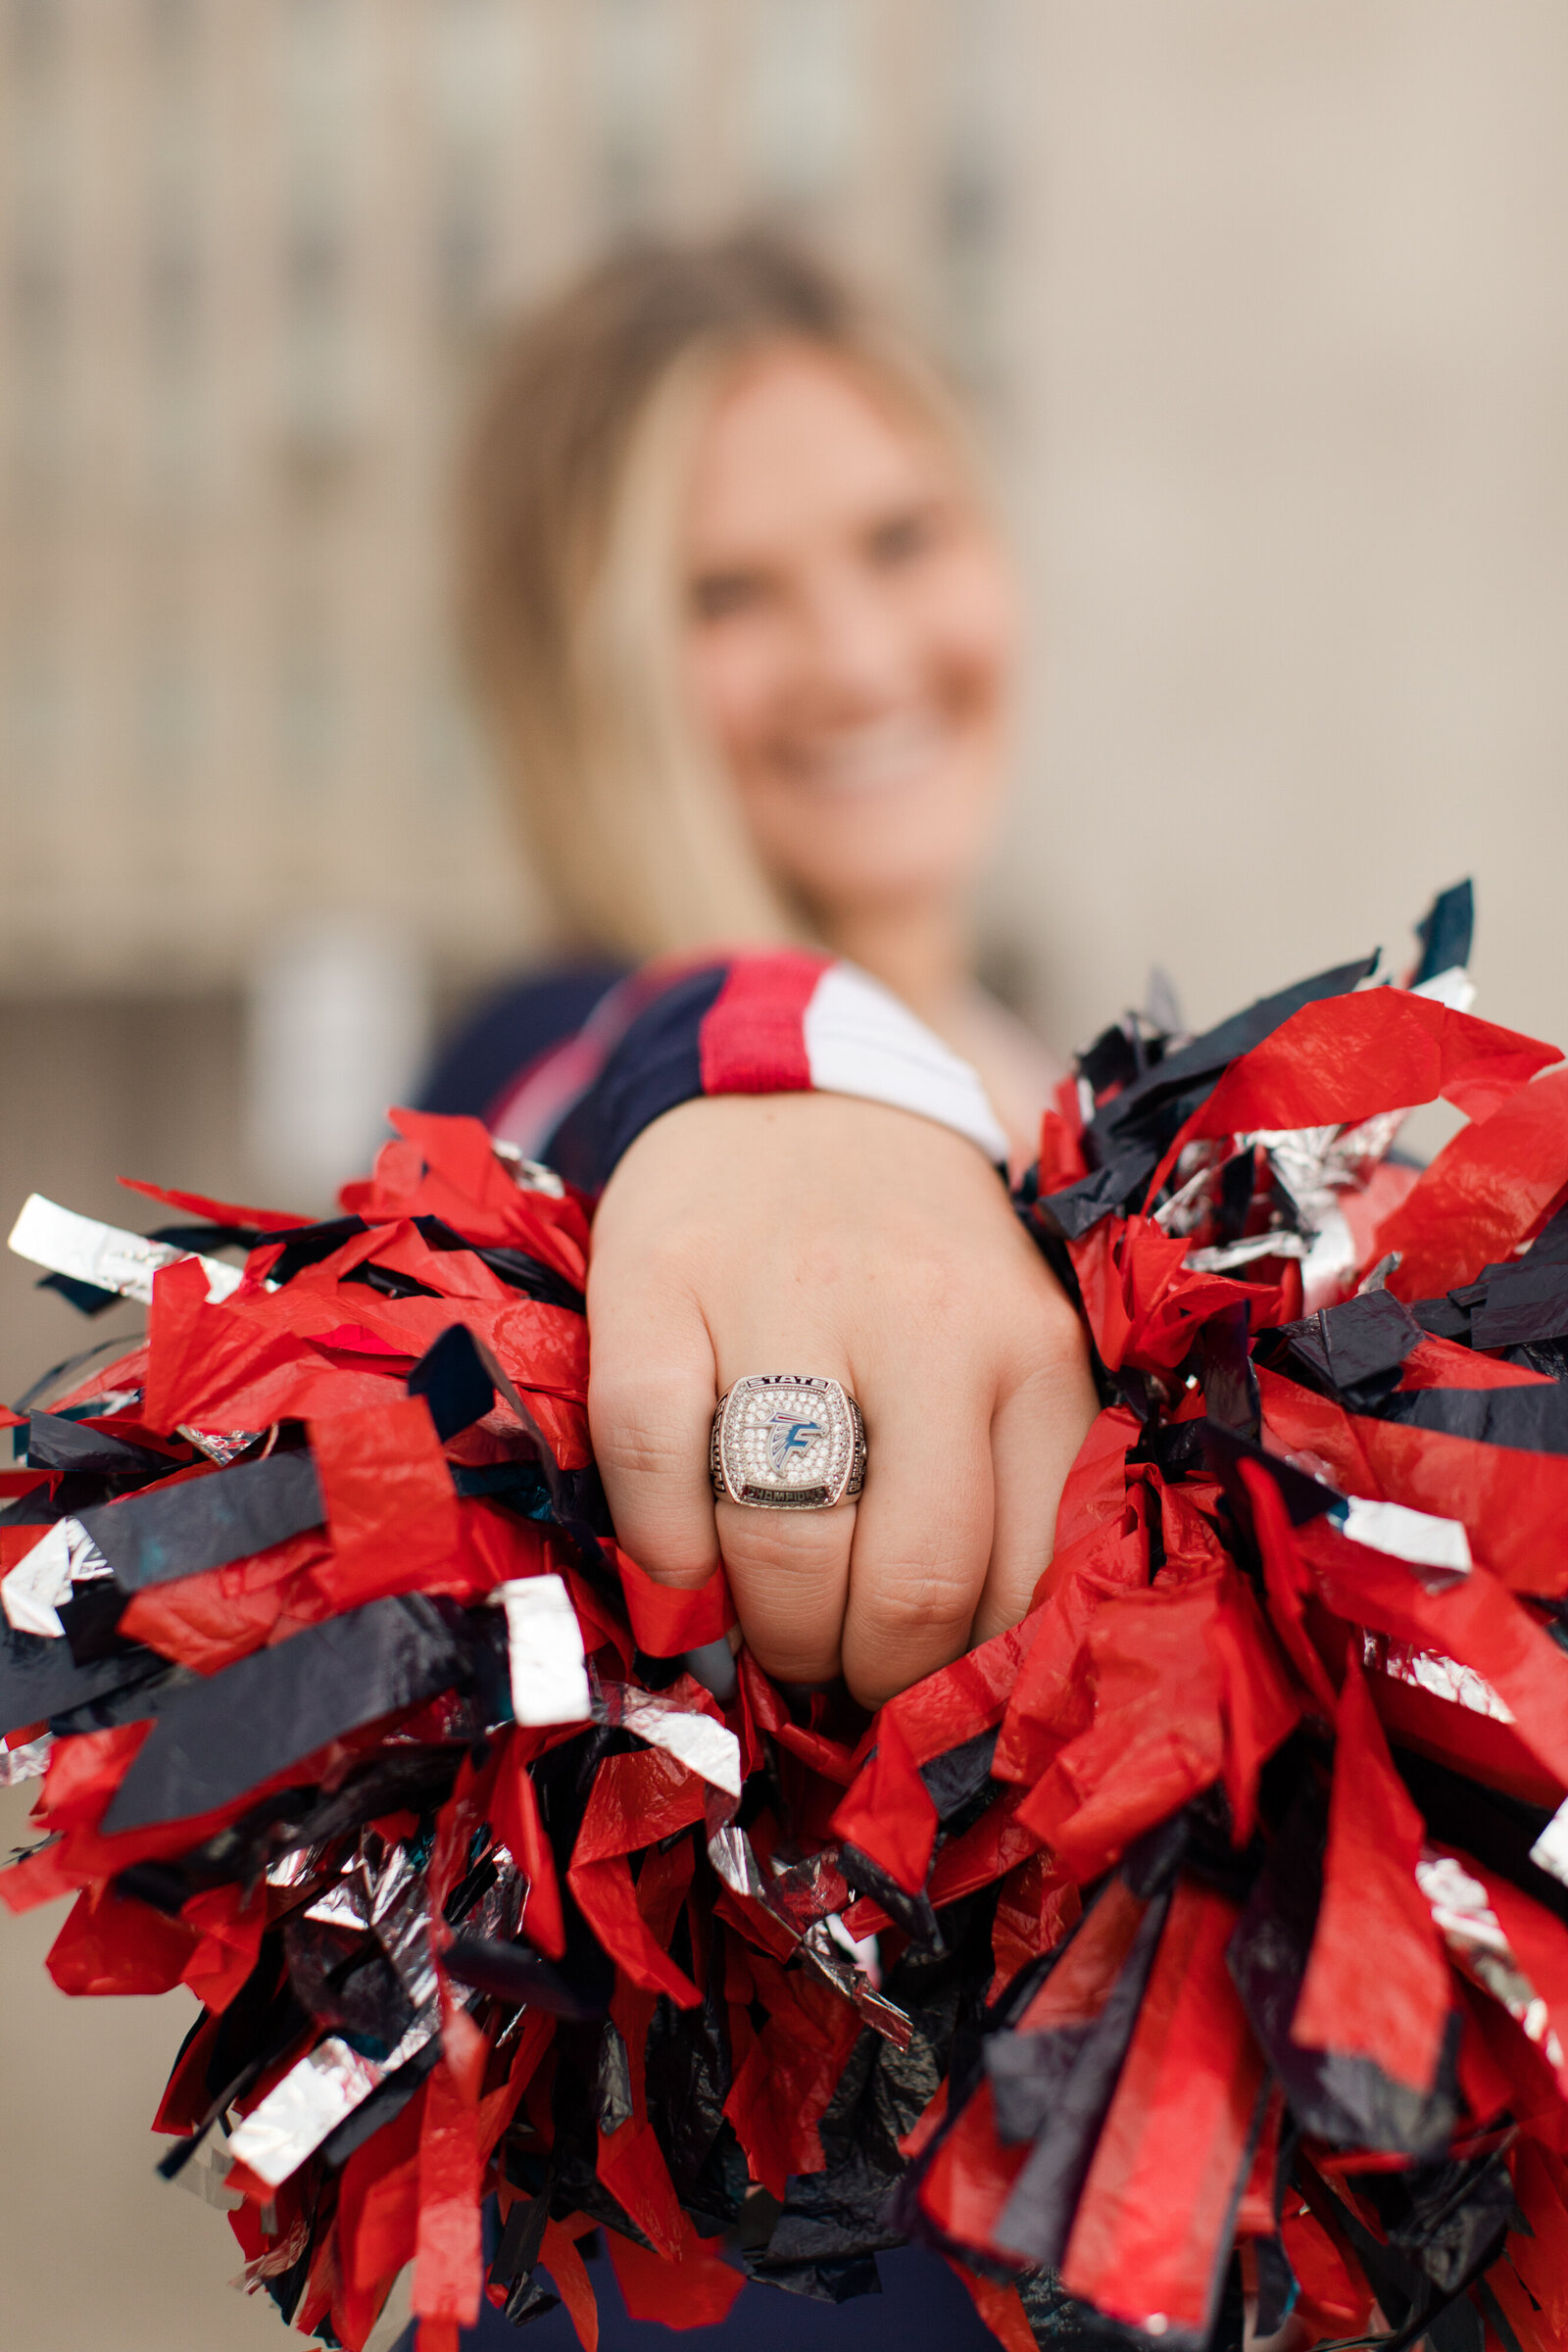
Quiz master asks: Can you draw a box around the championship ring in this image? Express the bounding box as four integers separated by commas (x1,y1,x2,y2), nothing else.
710,1374,866,1510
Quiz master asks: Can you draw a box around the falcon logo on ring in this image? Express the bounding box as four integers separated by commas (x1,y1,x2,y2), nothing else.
767,1414,823,1475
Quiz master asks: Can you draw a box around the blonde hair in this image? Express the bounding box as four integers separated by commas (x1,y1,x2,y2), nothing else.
458,232,982,960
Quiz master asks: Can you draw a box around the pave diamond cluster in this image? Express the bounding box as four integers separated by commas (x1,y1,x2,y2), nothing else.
710,1374,866,1510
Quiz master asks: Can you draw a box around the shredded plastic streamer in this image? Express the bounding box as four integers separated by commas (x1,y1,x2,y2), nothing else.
8,887,1568,2351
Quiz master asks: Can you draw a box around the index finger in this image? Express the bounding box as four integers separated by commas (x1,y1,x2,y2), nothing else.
586,1275,721,1592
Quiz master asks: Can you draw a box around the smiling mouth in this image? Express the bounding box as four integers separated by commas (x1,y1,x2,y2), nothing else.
777,712,954,797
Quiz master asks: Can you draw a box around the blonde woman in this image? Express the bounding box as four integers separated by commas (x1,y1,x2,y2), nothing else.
416,235,1096,2348
430,228,1095,1704
435,231,1054,1170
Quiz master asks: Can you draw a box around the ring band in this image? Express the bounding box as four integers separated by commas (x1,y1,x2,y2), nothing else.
710,1375,866,1510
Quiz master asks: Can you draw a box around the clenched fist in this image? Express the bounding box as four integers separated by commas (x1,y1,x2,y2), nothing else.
587,1092,1098,1706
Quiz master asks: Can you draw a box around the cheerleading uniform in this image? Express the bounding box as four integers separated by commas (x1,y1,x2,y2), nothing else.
420,959,629,1135
422,946,1010,1184
395,2220,1002,2352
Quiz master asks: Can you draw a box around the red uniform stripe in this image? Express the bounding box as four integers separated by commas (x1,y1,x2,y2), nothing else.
697,950,826,1097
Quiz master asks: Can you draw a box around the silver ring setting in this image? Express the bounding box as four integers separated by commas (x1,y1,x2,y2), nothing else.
710,1374,866,1510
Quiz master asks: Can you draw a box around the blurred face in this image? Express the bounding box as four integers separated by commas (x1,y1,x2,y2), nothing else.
680,344,1018,925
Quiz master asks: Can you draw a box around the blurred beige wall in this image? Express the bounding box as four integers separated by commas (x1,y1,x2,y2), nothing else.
0,1785,288,2352
997,0,1568,1064
3,5,1567,2346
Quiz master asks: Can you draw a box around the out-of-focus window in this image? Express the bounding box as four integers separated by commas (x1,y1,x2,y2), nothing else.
137,619,203,810
932,0,1010,399
145,0,206,507
746,0,859,214
280,0,358,477
8,0,71,514
275,615,341,799
594,0,681,237
432,0,510,339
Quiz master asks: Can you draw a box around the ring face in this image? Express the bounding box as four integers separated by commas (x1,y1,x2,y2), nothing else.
711,1375,865,1510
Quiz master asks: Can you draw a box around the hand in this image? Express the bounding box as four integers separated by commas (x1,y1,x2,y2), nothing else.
587,1092,1099,1707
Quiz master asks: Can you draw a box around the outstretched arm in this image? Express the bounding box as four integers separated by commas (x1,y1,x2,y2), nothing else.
564,956,1096,1706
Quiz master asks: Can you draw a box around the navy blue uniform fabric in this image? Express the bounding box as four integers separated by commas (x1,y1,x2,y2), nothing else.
541,961,729,1190
392,2234,998,2351
418,962,627,1123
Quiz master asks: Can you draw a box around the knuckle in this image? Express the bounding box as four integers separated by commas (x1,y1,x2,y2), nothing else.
594,1425,685,1485
1009,1342,1090,1412
1036,1267,1090,1337
858,1562,975,1652
1014,1292,1094,1376
891,1246,958,1321
846,1617,966,1706
718,1508,849,1583
588,1385,697,1484
1041,1275,1090,1338
753,1638,840,1688
778,1233,852,1296
589,1202,710,1287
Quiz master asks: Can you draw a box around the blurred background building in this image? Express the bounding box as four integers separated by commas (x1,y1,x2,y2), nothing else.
2,7,1568,2340
0,0,1029,1401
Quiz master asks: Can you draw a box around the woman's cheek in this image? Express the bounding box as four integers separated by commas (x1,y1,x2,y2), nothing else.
685,624,785,783
912,557,1016,725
